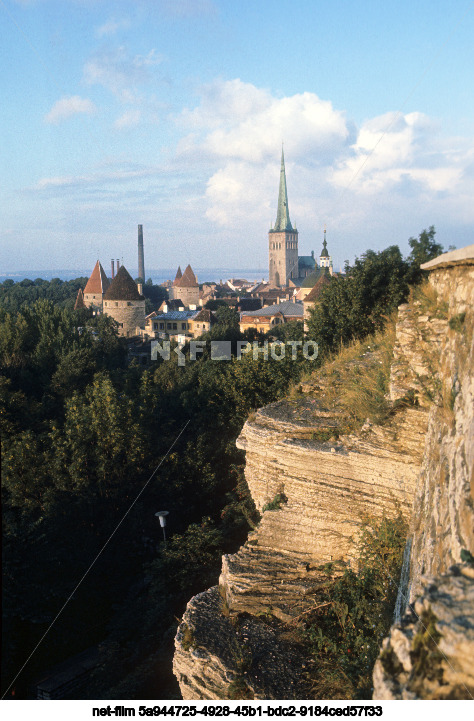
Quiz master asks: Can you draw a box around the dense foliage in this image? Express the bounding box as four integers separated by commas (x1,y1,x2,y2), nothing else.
306,228,446,355
0,277,89,314
1,298,305,699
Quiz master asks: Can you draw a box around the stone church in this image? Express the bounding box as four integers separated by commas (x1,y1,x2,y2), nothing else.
268,149,333,287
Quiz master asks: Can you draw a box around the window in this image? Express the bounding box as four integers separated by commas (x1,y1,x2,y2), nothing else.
159,322,164,330
127,302,132,306
173,323,177,330
154,323,158,330
181,323,186,330
167,323,172,330
115,302,118,307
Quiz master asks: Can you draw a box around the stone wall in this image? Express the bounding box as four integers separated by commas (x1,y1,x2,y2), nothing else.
103,299,145,337
373,251,474,699
83,292,103,312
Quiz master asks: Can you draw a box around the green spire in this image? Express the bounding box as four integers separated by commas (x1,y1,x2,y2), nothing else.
273,147,293,232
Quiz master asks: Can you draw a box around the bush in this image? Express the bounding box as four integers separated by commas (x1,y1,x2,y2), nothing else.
301,513,408,699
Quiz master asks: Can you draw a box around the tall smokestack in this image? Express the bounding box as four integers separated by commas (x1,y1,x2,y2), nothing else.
138,224,145,283
111,259,115,279
117,259,120,271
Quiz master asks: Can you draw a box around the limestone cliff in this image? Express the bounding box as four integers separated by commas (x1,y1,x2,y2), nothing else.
173,245,473,701
373,246,474,700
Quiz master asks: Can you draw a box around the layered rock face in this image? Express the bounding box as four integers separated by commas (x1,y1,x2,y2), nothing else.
374,248,474,699
234,403,425,570
174,246,474,701
174,351,428,698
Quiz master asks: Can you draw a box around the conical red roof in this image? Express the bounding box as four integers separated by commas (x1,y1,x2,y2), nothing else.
84,261,110,295
175,264,198,288
74,288,85,309
173,266,183,285
103,265,143,301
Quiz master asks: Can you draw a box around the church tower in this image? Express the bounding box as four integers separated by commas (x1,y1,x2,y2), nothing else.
268,148,298,287
319,227,333,274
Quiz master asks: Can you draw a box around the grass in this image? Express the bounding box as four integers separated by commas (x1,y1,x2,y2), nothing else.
227,676,254,700
411,281,448,319
448,312,466,333
295,321,397,435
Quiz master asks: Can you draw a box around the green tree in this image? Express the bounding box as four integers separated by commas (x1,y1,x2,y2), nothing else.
307,246,410,355
406,226,444,283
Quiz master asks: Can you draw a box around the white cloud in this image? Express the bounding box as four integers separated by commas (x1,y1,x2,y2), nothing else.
178,80,350,163
83,47,164,103
44,95,97,124
331,110,471,196
114,109,141,129
171,78,474,265
95,18,130,38
36,166,156,191
179,78,272,130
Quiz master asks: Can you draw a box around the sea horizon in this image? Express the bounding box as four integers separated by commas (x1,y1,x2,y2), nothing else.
0,267,269,285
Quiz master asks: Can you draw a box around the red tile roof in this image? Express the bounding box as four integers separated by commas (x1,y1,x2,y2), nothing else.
173,266,183,285
192,309,214,323
175,264,198,288
74,288,85,310
84,261,110,295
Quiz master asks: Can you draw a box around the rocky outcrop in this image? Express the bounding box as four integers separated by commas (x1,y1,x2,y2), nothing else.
174,349,428,698
373,563,474,699
235,403,426,570
374,246,474,699
174,245,474,701
173,586,309,700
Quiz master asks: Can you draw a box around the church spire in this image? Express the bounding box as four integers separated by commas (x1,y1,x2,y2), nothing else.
273,146,293,232
320,226,329,257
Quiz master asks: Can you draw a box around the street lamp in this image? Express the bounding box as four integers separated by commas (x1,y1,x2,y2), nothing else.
155,511,169,542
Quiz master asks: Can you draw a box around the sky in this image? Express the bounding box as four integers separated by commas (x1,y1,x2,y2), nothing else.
1,0,474,277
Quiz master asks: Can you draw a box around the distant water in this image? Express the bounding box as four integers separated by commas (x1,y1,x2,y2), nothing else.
0,268,268,284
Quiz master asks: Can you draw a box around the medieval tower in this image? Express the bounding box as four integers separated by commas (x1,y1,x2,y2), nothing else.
103,265,145,337
83,260,110,311
268,148,298,287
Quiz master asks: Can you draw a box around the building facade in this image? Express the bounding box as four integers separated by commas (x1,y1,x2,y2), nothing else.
239,299,304,334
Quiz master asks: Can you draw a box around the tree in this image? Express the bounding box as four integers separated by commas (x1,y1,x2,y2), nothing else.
307,246,410,355
406,226,444,284
407,226,443,267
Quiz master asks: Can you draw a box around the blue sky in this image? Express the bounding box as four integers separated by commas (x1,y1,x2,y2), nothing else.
1,0,474,276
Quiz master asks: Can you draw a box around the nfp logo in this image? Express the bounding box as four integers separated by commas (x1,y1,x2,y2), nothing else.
151,340,318,366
